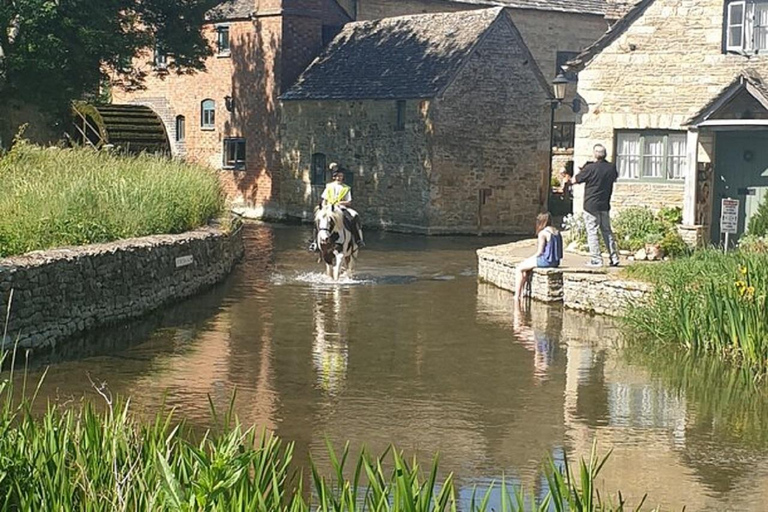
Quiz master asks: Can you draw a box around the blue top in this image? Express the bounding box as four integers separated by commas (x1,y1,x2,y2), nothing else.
538,230,563,268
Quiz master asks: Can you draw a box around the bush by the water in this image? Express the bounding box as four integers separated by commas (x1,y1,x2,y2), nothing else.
624,250,768,376
0,142,225,258
0,352,647,511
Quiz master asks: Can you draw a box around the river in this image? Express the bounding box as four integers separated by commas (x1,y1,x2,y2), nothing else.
13,223,768,511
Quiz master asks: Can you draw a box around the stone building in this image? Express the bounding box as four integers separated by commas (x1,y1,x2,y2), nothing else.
345,0,615,176
280,8,552,234
569,0,768,245
112,0,352,218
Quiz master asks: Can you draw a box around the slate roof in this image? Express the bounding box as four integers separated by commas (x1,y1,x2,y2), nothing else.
207,0,254,21
451,0,607,16
282,8,522,101
565,0,654,72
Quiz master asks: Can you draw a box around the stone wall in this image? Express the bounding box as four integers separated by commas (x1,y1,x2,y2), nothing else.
279,99,432,230
0,227,244,352
572,0,768,222
428,14,551,234
612,181,685,213
477,239,654,315
563,273,651,316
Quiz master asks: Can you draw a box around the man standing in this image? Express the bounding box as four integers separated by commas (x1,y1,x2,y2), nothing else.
568,144,620,268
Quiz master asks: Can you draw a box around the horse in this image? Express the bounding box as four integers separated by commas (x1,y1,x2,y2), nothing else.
314,204,359,280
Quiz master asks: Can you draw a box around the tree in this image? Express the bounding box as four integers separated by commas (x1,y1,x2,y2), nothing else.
0,0,220,141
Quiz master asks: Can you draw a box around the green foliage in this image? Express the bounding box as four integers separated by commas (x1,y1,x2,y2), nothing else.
0,0,218,114
739,234,768,253
624,250,768,377
659,231,689,258
0,348,652,512
0,142,224,257
656,206,683,226
748,195,768,236
613,208,668,252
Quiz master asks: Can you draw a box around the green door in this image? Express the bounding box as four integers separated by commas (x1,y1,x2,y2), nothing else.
712,132,768,244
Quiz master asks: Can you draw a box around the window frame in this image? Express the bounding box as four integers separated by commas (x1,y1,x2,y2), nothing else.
223,138,246,170
175,115,185,143
395,100,406,131
154,45,168,71
216,24,231,56
723,0,768,53
201,99,216,130
311,153,327,185
552,122,575,150
614,130,687,183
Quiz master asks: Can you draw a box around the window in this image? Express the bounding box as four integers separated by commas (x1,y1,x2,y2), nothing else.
154,46,168,70
395,100,406,131
615,131,687,180
223,138,246,169
556,51,580,82
552,122,575,149
216,25,230,56
726,0,768,53
311,153,327,185
201,99,215,129
175,115,185,142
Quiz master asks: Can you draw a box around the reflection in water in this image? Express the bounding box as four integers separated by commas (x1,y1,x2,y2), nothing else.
312,286,350,395
10,224,768,511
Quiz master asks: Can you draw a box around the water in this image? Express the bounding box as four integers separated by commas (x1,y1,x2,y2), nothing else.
12,223,768,510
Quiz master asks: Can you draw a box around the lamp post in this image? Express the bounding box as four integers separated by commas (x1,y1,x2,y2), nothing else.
548,73,581,196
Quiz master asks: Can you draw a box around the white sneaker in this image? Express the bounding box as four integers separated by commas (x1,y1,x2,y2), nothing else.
585,260,603,268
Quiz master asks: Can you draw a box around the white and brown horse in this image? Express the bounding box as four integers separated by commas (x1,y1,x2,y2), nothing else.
314,205,359,280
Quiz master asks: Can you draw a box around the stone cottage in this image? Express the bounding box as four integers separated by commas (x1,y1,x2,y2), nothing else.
112,0,352,218
280,8,552,234
346,0,619,177
568,0,768,245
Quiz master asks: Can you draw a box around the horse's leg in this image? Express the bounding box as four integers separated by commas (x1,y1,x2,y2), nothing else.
333,252,343,281
326,262,333,278
346,242,356,278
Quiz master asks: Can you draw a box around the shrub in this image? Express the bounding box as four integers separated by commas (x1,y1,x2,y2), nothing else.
612,207,668,252
0,142,225,257
659,231,689,257
740,234,768,253
749,195,768,236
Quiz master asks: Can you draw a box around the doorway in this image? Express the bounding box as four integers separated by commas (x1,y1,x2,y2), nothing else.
712,131,768,243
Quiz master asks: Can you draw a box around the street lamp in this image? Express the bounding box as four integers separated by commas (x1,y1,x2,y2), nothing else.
224,94,235,112
551,72,580,113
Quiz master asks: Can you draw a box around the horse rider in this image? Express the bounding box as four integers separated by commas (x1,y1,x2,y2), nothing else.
309,163,364,251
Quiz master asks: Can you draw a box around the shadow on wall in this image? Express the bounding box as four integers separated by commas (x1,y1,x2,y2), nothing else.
224,21,281,213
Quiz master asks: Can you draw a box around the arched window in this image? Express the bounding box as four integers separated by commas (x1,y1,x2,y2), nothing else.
201,99,215,129
175,115,185,142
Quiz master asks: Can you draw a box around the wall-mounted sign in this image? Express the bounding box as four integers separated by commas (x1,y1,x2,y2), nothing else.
175,255,194,268
720,198,739,235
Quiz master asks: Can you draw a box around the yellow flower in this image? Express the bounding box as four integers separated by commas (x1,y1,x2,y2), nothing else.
740,265,748,275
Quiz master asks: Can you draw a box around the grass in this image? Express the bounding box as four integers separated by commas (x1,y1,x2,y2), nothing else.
623,250,768,376
0,349,651,511
0,141,225,258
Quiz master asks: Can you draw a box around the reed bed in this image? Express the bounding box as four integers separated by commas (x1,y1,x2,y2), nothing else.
623,250,768,376
0,142,224,258
0,350,648,511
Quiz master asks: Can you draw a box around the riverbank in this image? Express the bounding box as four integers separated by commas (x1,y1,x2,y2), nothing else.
1,225,244,353
0,142,224,258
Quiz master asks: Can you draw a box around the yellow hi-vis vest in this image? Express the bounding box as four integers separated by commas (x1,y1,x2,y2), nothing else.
325,184,350,205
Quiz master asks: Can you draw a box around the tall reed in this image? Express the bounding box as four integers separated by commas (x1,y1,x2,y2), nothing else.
0,141,225,258
624,250,768,376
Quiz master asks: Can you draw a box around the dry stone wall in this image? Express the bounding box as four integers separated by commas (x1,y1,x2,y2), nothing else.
563,273,651,317
0,227,244,352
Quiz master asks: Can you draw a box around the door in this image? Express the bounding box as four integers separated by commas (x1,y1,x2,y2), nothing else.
712,132,768,244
